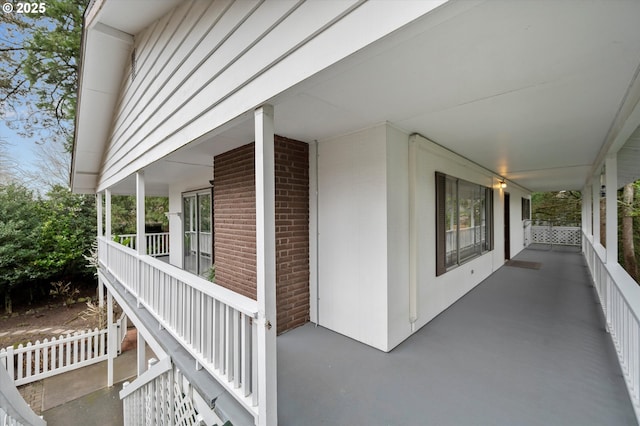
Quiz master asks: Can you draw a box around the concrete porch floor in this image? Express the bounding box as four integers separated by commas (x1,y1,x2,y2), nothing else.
277,247,637,425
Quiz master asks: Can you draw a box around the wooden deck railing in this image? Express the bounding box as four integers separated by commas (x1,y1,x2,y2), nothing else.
98,236,259,420
116,232,170,257
584,233,640,421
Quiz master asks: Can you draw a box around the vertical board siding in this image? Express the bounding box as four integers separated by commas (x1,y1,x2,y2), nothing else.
98,0,363,190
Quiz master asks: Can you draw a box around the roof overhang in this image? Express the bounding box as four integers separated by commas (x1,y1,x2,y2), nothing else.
73,0,640,195
71,0,180,193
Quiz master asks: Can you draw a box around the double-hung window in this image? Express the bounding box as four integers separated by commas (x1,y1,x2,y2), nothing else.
183,189,213,277
436,172,493,276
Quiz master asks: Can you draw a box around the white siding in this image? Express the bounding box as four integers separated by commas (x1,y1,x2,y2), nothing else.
406,134,530,338
315,127,532,352
96,0,446,192
317,125,389,351
385,125,410,350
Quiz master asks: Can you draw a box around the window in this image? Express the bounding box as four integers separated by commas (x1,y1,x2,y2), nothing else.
436,172,493,276
521,197,531,220
183,189,213,277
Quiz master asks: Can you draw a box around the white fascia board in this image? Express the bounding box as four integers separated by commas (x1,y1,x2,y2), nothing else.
72,10,133,193
73,0,180,193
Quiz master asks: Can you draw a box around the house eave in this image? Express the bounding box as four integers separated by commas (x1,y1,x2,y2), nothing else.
71,0,181,194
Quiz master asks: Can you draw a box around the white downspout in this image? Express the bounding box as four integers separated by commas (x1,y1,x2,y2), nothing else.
310,140,320,326
408,138,418,331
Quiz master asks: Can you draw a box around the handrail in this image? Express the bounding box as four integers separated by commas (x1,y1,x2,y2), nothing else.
587,235,640,323
0,364,46,426
583,232,640,421
102,237,257,317
119,357,171,399
99,235,260,416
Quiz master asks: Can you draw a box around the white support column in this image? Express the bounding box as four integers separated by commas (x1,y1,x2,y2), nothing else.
583,185,592,238
605,154,618,264
107,289,114,387
97,193,104,308
254,104,277,426
137,331,146,376
592,178,600,246
105,189,112,239
97,192,103,238
136,171,146,255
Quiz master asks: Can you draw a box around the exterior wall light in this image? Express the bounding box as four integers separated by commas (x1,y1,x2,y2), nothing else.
500,180,507,189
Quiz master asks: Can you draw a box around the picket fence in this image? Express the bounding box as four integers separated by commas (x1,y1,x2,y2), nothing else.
0,328,108,386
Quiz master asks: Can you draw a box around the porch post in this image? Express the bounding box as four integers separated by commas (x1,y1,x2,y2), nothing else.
136,171,146,255
605,154,618,264
97,192,103,237
107,288,114,387
583,185,592,238
105,188,112,239
254,104,277,426
592,178,600,246
97,193,104,308
137,331,146,376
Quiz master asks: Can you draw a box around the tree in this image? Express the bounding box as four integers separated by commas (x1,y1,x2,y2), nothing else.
531,191,582,226
0,183,41,313
620,181,639,283
0,138,18,184
111,195,170,235
1,0,87,150
23,137,71,188
35,185,96,281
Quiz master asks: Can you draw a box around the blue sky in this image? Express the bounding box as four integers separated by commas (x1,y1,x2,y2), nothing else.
1,120,41,175
0,10,53,178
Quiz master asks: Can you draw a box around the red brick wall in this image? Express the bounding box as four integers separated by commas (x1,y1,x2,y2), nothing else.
274,137,310,333
213,137,309,334
213,144,257,299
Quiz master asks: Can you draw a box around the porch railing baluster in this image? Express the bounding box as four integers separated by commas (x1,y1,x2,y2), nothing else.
584,232,640,421
98,236,259,420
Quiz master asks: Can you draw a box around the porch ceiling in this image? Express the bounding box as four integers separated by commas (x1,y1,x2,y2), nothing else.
108,0,640,195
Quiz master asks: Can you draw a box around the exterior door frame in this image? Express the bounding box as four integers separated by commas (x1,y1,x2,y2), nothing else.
504,192,511,260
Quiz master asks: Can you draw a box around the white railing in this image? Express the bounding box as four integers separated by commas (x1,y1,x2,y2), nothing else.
120,358,199,426
185,231,212,256
98,236,259,419
531,225,581,246
117,233,170,257
0,328,108,386
583,233,640,421
0,365,46,426
445,226,486,260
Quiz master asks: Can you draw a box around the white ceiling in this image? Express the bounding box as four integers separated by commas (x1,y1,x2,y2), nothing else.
107,0,640,195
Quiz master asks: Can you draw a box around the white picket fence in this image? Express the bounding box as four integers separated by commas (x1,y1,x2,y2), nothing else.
0,328,108,386
117,233,170,257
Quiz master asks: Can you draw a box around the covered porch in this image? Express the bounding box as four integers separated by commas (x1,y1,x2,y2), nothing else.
278,246,636,425
68,1,640,424
33,245,634,425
